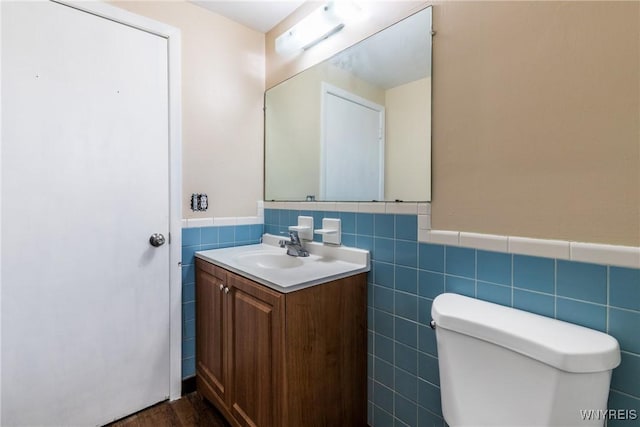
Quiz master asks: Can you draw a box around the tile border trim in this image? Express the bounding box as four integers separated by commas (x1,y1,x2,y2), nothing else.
185,201,639,269
181,216,263,228
182,201,264,228
421,230,640,269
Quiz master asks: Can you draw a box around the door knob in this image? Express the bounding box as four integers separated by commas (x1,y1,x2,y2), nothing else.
149,233,166,247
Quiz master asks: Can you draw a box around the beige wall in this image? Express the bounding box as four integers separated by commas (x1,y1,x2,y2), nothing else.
264,68,320,200
431,1,639,246
111,1,265,219
266,1,640,246
385,77,431,201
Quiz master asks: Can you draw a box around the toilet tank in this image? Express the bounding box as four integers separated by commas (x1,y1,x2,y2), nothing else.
431,293,621,427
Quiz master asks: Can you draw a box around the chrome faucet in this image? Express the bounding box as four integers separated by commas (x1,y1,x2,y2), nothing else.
279,230,309,257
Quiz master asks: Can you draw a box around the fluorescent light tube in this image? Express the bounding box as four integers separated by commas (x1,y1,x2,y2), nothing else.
275,2,345,55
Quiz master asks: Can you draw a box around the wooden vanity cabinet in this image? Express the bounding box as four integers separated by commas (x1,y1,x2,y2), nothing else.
196,259,284,427
195,260,228,404
195,258,367,427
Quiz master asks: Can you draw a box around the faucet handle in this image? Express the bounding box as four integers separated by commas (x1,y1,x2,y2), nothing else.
288,230,301,243
289,216,314,241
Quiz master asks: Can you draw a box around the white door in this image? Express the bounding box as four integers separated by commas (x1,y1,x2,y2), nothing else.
321,83,385,201
2,2,174,425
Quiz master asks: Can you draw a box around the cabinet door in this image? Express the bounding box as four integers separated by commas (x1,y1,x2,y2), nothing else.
195,260,228,404
227,273,284,427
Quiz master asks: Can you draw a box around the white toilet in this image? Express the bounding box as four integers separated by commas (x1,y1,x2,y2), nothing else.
431,293,621,427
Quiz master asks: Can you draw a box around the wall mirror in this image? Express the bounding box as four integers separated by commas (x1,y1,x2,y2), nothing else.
265,6,432,202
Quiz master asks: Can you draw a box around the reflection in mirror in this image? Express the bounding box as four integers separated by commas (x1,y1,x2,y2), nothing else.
265,6,432,202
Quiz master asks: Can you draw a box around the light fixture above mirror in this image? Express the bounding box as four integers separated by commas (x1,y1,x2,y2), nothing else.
275,0,365,55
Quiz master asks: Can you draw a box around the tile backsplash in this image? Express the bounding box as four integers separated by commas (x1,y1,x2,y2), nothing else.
180,209,639,427
263,208,640,427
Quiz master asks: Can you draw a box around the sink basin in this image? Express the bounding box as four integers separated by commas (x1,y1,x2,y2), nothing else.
196,236,370,293
234,252,304,269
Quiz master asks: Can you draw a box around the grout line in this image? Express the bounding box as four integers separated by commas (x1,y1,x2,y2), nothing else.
606,266,611,334
552,294,608,308
554,259,558,318
608,305,640,315
474,249,478,298
511,254,515,307
620,350,640,358
609,388,640,401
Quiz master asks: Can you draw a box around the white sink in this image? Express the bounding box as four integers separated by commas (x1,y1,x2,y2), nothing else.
195,234,370,293
234,251,304,269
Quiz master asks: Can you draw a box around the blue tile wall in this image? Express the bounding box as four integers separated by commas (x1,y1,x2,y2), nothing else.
263,208,640,427
181,223,263,378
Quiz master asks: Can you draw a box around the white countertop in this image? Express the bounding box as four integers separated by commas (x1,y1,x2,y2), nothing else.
195,234,370,293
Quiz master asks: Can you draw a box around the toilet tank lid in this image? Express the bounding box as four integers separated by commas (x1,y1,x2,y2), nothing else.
431,293,620,373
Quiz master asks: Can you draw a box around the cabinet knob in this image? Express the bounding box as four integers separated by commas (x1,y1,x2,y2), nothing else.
219,284,224,291
224,287,230,294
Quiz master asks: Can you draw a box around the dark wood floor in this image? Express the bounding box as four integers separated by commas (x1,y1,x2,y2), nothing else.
106,392,231,427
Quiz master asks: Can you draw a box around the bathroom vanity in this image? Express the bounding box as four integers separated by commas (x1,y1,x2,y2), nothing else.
194,237,369,427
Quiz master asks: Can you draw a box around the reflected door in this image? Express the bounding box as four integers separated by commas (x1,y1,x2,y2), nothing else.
321,83,385,201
